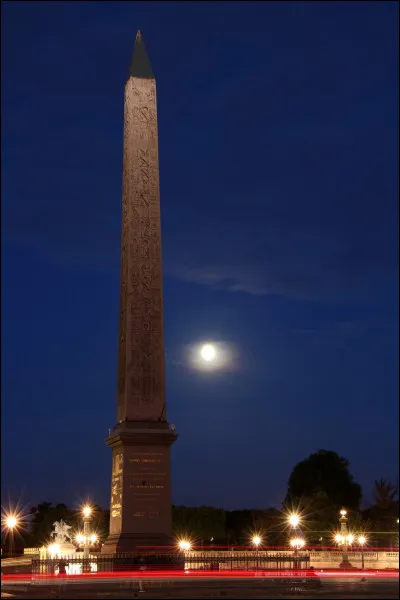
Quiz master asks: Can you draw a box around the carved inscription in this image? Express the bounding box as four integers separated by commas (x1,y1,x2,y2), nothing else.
128,452,167,520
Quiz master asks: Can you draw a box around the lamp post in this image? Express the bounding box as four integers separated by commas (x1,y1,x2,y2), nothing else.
252,536,261,569
288,514,301,569
358,536,366,570
178,540,191,571
290,537,305,569
76,506,98,572
82,506,92,560
5,516,18,558
338,509,352,569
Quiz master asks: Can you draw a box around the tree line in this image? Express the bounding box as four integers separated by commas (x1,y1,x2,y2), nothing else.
3,450,398,553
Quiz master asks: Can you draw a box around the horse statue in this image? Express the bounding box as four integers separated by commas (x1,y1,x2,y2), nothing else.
50,519,72,544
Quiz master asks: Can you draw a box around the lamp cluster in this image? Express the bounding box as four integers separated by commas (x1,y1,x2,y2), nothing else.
335,533,366,546
76,533,98,545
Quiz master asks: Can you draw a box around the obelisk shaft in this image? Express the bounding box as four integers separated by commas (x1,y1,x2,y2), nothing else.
117,42,165,423
103,32,176,554
117,35,165,422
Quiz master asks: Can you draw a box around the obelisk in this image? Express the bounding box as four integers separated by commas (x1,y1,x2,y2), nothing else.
102,31,177,554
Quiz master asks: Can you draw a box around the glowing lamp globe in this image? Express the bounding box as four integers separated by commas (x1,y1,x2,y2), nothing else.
289,514,300,527
335,534,343,544
6,516,17,530
178,540,191,551
82,506,92,519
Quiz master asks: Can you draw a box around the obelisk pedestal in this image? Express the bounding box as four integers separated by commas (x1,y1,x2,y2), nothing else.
102,31,177,554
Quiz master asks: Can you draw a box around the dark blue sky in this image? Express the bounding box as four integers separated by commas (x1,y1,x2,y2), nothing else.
1,1,398,512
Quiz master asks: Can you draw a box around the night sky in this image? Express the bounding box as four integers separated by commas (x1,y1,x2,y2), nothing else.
1,2,398,512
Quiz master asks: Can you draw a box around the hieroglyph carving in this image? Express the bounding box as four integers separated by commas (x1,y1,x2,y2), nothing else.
110,450,123,534
116,76,166,422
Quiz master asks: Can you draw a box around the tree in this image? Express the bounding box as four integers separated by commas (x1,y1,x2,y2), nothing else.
363,479,399,547
225,510,257,545
373,479,398,510
172,506,226,544
285,450,362,511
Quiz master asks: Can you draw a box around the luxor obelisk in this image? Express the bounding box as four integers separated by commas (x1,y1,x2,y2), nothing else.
102,31,177,554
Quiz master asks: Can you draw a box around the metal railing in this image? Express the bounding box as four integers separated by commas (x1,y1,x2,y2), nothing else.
29,552,310,575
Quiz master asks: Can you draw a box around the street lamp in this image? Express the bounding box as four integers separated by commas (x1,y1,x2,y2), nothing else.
252,535,262,569
290,537,305,568
288,514,300,528
358,536,366,570
82,505,92,560
178,540,191,551
5,515,18,558
337,509,352,569
287,513,302,569
177,539,191,571
77,505,97,567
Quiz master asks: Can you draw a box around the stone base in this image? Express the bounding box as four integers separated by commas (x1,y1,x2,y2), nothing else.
101,533,173,555
339,559,353,568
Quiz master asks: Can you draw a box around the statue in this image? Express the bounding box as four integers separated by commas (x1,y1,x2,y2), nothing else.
51,520,72,544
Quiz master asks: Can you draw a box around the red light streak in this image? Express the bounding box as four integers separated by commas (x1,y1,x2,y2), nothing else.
2,569,398,583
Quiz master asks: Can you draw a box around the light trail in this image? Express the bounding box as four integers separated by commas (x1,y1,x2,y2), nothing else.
1,569,398,585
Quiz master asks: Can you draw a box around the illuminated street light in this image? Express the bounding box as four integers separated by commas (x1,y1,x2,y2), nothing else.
288,514,300,528
288,513,303,569
3,513,19,558
79,505,96,565
358,536,367,570
6,516,17,530
335,534,344,544
178,540,191,551
252,535,262,569
337,509,352,569
358,536,366,544
290,537,305,569
82,506,92,520
290,538,305,549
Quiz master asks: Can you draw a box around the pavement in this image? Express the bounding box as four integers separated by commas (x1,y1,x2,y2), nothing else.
1,572,399,599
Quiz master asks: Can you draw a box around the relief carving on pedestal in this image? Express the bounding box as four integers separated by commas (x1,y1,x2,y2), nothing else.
110,450,123,533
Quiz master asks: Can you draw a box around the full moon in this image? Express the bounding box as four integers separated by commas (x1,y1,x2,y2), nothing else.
200,343,217,362
185,340,237,372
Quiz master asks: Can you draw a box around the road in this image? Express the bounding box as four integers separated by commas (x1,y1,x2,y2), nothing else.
1,572,399,599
